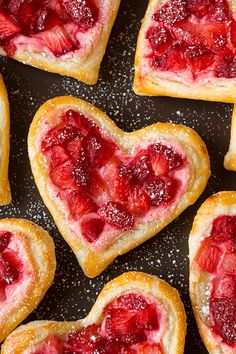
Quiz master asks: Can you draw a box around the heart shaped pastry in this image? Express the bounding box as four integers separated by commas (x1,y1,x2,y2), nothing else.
28,96,210,277
134,0,236,102
0,75,11,205
1,272,187,354
189,191,236,353
0,0,121,84
0,218,56,342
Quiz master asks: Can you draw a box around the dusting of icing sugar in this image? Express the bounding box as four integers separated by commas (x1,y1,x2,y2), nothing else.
0,0,233,352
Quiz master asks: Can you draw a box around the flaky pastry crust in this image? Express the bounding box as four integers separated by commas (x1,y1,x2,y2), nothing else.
0,0,121,84
224,105,236,171
0,218,56,343
0,76,11,205
189,191,236,353
134,0,236,102
28,96,210,277
1,272,187,354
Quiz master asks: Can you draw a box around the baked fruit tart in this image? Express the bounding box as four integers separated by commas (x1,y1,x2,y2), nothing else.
134,0,236,102
0,218,56,342
189,191,236,353
0,0,121,84
0,75,11,205
28,96,210,277
1,272,187,354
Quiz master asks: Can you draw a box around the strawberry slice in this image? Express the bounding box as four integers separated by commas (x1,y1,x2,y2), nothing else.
80,218,104,243
213,275,236,299
146,25,173,54
43,25,76,57
67,191,98,219
136,343,162,354
143,175,178,207
17,1,38,34
195,239,222,273
98,202,134,231
221,253,236,273
153,0,190,25
48,146,69,168
50,161,78,191
61,0,98,31
202,23,227,51
128,187,150,215
0,11,20,41
34,335,63,354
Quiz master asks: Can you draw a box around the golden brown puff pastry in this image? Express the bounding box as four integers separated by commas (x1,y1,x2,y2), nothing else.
189,191,236,353
28,96,210,278
0,0,121,84
1,272,187,354
0,75,11,205
134,0,236,102
0,218,56,342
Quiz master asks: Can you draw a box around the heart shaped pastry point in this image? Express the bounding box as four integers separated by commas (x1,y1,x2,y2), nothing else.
0,75,11,205
1,272,187,354
28,96,210,277
189,191,236,353
0,218,56,343
0,0,121,84
134,0,236,102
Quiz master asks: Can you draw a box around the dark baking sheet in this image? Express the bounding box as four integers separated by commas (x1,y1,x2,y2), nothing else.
0,1,235,353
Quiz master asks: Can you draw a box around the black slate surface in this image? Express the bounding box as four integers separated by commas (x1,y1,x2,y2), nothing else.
0,1,235,353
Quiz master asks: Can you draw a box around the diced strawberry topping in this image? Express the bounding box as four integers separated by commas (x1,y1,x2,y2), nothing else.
67,191,98,219
146,25,173,54
32,293,162,353
136,343,163,354
211,215,236,244
212,275,236,299
0,10,20,41
98,202,134,231
210,298,236,344
195,241,222,273
147,0,236,80
41,110,184,245
0,232,10,252
221,253,236,273
153,0,190,25
143,176,178,206
80,218,104,243
43,25,76,57
33,335,63,354
61,0,98,32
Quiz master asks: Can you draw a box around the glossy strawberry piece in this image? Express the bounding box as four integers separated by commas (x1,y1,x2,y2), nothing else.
146,26,173,53
211,215,236,244
43,25,76,57
149,143,183,171
143,176,178,206
213,275,236,299
84,132,115,168
0,232,10,252
153,0,190,25
49,146,69,168
61,0,98,31
33,335,63,354
185,45,214,72
131,153,154,183
81,218,104,243
128,187,150,215
208,0,229,22
98,202,134,231
195,241,222,273
210,298,236,344
67,191,98,219
221,253,236,273
187,0,213,17
50,161,78,191
0,11,20,41
42,122,79,151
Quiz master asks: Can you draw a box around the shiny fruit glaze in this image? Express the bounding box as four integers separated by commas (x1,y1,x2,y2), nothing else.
195,215,236,346
0,231,20,301
0,0,98,57
41,109,186,248
33,293,163,354
146,0,236,79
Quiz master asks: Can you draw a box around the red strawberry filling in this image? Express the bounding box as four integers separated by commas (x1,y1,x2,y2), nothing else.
146,0,236,80
32,293,165,354
195,215,236,346
0,231,20,301
0,0,99,57
40,109,188,251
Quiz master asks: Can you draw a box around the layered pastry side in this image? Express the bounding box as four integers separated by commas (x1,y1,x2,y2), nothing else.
0,0,121,83
28,97,210,277
0,219,56,342
189,192,236,353
0,75,11,205
134,0,236,101
1,272,187,354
